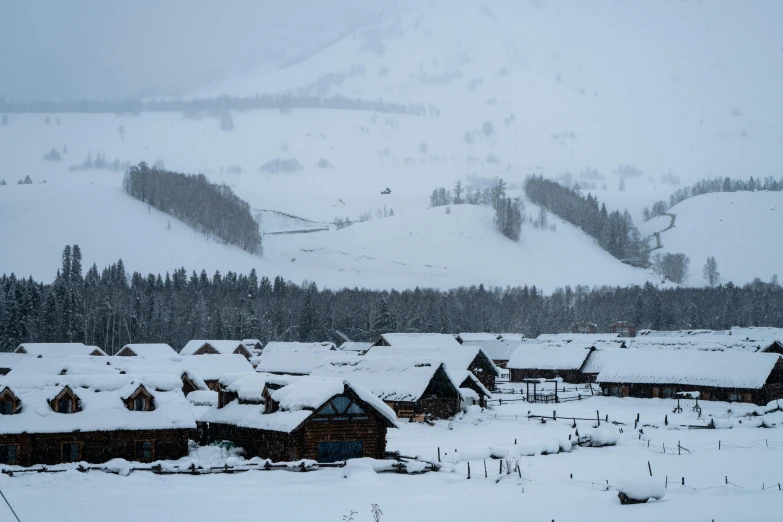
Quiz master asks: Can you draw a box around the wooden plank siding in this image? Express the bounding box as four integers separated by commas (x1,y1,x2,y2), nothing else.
0,429,190,467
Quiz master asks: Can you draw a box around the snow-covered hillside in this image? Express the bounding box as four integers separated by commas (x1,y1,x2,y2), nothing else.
639,191,783,286
0,168,660,290
198,0,783,189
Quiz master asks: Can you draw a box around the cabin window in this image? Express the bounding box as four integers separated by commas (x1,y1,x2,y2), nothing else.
61,443,81,463
662,388,675,399
0,445,18,465
58,398,74,413
0,400,15,415
728,392,742,402
133,397,148,411
346,403,366,415
135,441,153,463
332,396,352,413
606,386,623,397
313,395,369,421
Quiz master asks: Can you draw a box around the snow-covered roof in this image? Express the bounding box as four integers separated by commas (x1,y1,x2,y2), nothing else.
179,340,245,356
365,345,500,375
338,342,373,353
730,327,783,342
536,333,619,343
262,341,337,351
507,343,594,371
626,336,763,352
179,354,253,381
253,344,351,375
596,351,783,389
0,353,31,372
117,343,178,357
201,377,397,433
637,329,727,338
457,333,501,343
579,350,614,375
312,356,454,402
459,340,517,361
15,343,108,357
374,333,462,348
220,372,298,402
447,370,491,398
0,374,196,434
498,333,525,342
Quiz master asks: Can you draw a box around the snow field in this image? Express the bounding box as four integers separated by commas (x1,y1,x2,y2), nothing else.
2,392,783,521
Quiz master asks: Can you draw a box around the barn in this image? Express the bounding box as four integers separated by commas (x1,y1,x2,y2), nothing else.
0,374,195,466
507,343,596,383
364,344,500,390
180,340,252,359
116,343,178,357
311,356,462,419
200,377,397,463
596,350,783,405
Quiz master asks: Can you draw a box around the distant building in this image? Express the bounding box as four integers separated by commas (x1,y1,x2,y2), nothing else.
609,322,637,338
179,340,252,359
570,321,597,334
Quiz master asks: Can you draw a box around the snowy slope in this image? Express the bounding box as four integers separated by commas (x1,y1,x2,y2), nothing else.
638,191,783,285
196,0,783,188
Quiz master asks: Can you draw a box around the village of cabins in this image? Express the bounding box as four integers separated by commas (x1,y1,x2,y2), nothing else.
1,323,783,468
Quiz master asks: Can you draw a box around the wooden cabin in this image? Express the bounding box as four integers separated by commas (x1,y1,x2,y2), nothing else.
364,344,500,391
596,351,783,405
311,356,462,419
609,321,637,338
0,376,195,466
179,340,252,359
507,343,596,384
200,377,397,462
570,321,598,334
370,333,462,349
252,343,341,375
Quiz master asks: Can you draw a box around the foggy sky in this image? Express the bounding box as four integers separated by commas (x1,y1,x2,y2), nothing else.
0,0,383,101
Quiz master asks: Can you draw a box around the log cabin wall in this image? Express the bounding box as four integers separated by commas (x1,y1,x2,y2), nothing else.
301,416,388,461
204,422,303,461
599,381,777,405
0,429,190,467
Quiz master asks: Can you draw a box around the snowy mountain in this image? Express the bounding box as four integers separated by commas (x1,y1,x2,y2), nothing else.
639,191,783,286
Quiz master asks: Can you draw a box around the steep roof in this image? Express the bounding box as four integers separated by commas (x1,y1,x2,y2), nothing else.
312,356,455,402
507,343,594,371
180,340,245,356
117,343,178,357
365,344,500,376
178,354,253,381
626,336,763,352
460,340,518,361
731,327,783,342
536,333,620,343
596,351,783,389
262,341,337,352
0,374,196,435
447,370,492,398
338,342,374,353
0,353,35,373
15,343,107,357
374,333,462,348
201,377,397,433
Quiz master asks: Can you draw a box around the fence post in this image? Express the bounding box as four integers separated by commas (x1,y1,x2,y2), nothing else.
678,441,681,456
484,460,487,478
682,477,684,486
467,462,471,480
663,442,665,454
438,447,441,462
648,440,650,448
725,475,728,485
500,460,503,474
665,415,668,426
719,440,721,450
518,465,522,479
648,461,652,477
515,438,517,445
665,475,668,489
605,413,608,422
553,410,556,421
596,410,600,426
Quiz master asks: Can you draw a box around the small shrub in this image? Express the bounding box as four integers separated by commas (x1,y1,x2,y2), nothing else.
43,148,61,161
259,158,303,174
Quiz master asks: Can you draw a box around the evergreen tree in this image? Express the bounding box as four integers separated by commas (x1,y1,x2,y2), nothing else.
703,256,720,287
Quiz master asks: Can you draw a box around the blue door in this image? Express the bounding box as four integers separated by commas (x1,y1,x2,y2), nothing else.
317,441,363,463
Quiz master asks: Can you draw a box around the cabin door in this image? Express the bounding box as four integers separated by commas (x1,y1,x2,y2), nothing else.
317,441,363,463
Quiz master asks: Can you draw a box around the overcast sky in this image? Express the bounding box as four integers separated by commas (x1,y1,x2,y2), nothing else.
0,0,383,101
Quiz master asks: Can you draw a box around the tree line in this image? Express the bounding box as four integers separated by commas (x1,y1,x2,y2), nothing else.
0,94,430,117
123,163,262,255
644,176,783,221
1,245,780,354
524,175,649,267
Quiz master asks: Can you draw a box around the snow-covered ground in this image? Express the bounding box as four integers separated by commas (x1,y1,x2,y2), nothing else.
2,390,782,521
639,191,783,286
